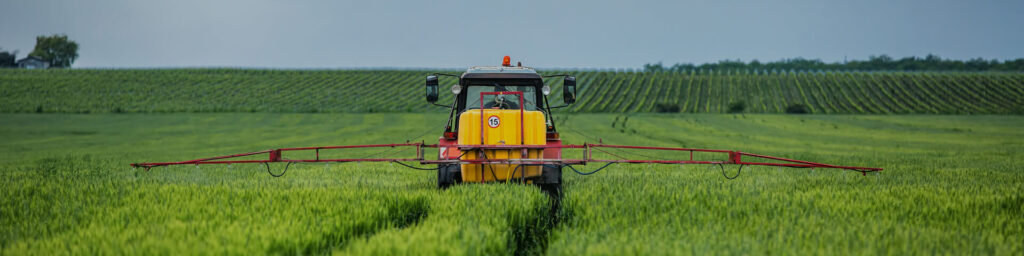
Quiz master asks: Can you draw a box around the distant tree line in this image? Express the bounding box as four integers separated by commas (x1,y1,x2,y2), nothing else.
644,55,1024,73
0,34,78,68
0,49,17,68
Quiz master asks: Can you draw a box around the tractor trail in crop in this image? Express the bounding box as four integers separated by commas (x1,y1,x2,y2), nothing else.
265,195,430,255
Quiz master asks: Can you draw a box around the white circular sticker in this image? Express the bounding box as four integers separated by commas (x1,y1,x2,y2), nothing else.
487,115,500,128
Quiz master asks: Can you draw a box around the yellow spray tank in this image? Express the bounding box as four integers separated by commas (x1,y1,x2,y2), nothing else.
457,108,546,182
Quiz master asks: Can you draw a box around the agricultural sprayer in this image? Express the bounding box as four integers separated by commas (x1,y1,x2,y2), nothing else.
132,56,882,196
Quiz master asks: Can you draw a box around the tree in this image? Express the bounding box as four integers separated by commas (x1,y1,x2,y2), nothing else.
29,34,78,68
643,62,665,72
727,100,747,113
0,48,16,68
645,54,1024,73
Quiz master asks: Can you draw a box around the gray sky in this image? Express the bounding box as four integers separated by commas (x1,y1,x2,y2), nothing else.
2,0,1022,69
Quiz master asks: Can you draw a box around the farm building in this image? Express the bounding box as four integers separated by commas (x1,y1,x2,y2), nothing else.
17,56,49,69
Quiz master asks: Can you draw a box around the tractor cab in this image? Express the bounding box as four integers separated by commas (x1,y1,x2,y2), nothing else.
459,67,542,112
425,57,576,116
424,56,576,195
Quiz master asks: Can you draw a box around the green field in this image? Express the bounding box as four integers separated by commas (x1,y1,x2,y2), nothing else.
2,113,1021,255
2,69,1022,114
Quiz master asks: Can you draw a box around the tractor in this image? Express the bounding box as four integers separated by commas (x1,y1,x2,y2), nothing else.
426,56,576,195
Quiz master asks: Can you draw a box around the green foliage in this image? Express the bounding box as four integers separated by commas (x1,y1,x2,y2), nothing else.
786,103,809,114
646,54,1024,72
0,49,16,68
1,69,1021,114
28,34,79,68
727,100,746,113
654,102,681,113
0,113,1021,255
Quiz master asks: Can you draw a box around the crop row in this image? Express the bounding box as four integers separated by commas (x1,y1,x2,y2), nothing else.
1,69,1021,114
565,71,1024,114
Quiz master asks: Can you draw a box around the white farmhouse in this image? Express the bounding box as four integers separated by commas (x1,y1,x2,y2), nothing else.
16,56,49,69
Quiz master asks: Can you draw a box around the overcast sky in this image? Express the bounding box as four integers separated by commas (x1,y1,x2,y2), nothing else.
2,0,1022,69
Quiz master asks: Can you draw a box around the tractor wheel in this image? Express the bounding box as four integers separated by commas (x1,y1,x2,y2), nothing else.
437,164,459,189
538,165,563,198
539,183,562,199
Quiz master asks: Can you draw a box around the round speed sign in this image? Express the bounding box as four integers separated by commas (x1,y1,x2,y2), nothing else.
487,115,500,128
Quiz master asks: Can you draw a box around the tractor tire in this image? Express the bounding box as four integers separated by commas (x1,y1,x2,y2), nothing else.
437,164,460,189
538,165,563,198
539,183,562,199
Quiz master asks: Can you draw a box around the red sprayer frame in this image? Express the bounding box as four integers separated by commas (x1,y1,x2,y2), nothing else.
132,91,881,177
131,142,882,176
130,143,425,167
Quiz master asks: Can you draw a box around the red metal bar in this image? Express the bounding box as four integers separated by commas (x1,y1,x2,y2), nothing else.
738,152,882,171
586,144,592,161
456,144,586,149
284,158,422,163
479,93,484,145
422,159,587,165
179,160,270,164
131,143,425,168
181,150,272,162
130,150,273,167
589,159,725,164
588,143,734,153
133,159,271,166
729,151,741,164
269,150,281,162
279,143,421,151
518,92,524,145
132,141,882,172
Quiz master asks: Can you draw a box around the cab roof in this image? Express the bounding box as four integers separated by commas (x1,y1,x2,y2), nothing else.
461,66,542,79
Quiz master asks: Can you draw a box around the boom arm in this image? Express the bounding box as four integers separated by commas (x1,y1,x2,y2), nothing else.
131,142,882,176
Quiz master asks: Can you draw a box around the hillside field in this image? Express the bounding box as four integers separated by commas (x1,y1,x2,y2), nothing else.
1,69,1022,114
1,113,1021,255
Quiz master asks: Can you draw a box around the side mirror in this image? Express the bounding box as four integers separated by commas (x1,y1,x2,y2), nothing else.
562,76,577,104
425,75,439,103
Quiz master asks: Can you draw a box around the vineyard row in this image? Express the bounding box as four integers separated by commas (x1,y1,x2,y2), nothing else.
1,69,1021,114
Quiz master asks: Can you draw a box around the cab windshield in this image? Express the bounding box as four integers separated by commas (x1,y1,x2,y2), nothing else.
465,85,538,111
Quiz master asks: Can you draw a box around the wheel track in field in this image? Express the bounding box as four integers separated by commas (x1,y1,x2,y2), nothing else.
266,195,431,255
